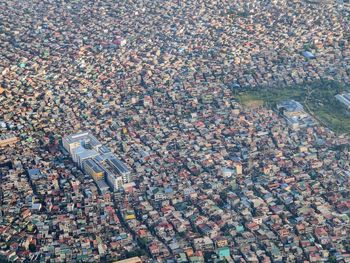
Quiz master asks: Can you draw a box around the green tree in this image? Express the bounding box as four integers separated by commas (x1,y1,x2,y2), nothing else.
29,243,36,253
328,256,337,263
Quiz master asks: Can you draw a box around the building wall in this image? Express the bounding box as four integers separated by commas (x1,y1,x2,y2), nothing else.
235,163,242,175
83,162,104,181
106,172,123,190
62,138,80,155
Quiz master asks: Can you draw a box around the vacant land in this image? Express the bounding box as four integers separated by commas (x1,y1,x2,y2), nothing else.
238,94,264,108
237,80,350,134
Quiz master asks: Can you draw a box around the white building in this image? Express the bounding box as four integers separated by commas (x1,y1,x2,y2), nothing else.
62,132,131,191
62,132,102,155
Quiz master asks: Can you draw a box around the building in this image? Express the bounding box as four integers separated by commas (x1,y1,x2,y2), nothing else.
83,159,105,181
221,167,235,178
302,51,316,59
234,163,243,175
27,169,43,181
74,147,99,168
277,100,305,118
335,93,350,109
62,132,131,191
62,132,102,156
101,156,131,190
0,134,19,147
276,100,314,128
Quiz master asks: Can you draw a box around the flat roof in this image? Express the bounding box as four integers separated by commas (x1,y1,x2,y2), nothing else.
95,180,109,190
99,145,112,154
64,132,89,143
76,148,99,160
83,159,104,174
107,157,129,175
63,132,101,148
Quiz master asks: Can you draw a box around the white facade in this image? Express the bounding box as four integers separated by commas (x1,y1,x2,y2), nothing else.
106,172,123,190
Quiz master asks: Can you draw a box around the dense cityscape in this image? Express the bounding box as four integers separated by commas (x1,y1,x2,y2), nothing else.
1,0,350,262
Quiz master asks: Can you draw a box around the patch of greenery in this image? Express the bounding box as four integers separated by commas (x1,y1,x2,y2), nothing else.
123,248,146,259
237,80,349,134
237,93,264,108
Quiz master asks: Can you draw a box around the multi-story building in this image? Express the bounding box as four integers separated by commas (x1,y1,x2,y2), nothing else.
82,159,105,181
100,155,131,190
62,132,102,155
62,132,131,191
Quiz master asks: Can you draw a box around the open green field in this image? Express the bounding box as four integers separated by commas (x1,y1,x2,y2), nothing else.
237,80,350,134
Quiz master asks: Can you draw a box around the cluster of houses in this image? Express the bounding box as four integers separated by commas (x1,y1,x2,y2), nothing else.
1,0,350,262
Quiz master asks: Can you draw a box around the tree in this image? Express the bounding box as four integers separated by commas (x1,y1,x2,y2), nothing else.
138,237,148,249
29,243,36,253
123,248,146,258
328,256,337,263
